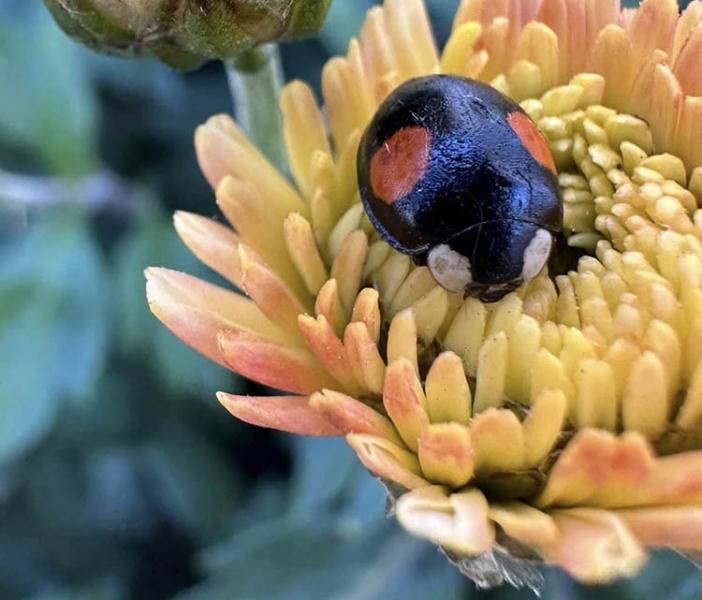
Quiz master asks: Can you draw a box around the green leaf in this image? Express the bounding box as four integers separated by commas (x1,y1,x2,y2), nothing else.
0,4,98,176
28,578,123,600
0,211,109,463
0,283,59,466
136,417,242,543
288,437,388,530
178,518,462,600
23,446,155,539
289,437,359,517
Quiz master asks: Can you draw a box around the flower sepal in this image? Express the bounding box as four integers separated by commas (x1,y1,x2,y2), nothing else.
43,0,333,68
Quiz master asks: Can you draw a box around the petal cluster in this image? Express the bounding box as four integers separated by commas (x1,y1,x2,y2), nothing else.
146,0,702,587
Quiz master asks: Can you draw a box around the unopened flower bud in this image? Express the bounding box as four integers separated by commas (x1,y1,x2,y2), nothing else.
43,0,333,68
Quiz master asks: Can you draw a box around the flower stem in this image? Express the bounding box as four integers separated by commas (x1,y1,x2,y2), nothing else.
224,44,287,173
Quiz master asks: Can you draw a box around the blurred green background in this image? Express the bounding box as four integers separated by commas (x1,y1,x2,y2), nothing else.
1,0,701,598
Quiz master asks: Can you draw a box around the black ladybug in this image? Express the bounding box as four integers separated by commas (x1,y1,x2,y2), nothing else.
357,75,563,303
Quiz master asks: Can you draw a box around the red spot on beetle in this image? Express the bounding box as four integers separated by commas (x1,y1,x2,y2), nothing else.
370,126,431,204
507,111,557,175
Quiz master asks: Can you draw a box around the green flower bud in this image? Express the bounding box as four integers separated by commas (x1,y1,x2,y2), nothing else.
43,0,333,69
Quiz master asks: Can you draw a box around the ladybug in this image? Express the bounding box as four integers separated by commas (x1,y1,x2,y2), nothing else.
357,75,563,303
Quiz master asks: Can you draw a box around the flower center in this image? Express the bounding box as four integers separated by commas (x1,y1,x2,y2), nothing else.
362,76,702,462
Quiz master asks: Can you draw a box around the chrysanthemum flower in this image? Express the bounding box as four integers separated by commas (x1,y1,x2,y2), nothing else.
146,0,702,589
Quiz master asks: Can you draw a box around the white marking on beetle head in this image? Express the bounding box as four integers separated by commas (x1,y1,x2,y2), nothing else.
521,228,553,282
427,244,473,293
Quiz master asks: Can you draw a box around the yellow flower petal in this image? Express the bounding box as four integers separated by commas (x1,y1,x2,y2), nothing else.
280,80,332,199
522,388,568,469
238,244,312,337
195,115,307,216
330,229,368,317
383,357,429,452
173,211,243,288
473,332,509,413
310,389,404,446
343,321,386,396
386,309,419,376
218,329,339,395
470,408,525,476
216,176,307,298
418,423,475,488
313,280,346,339
283,213,329,296
424,351,472,425
145,267,291,367
350,287,381,343
298,313,363,395
488,501,559,549
621,350,670,438
444,297,488,378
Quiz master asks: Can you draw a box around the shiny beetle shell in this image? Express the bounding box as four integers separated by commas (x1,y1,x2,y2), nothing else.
357,74,563,303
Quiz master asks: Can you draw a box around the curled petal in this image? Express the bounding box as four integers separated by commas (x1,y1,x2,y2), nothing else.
396,486,495,556
444,297,488,378
388,267,437,317
675,356,702,429
218,393,342,437
488,501,559,549
321,43,374,152
544,508,647,584
347,433,428,490
441,22,483,76
621,350,670,440
588,25,635,112
383,0,439,80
